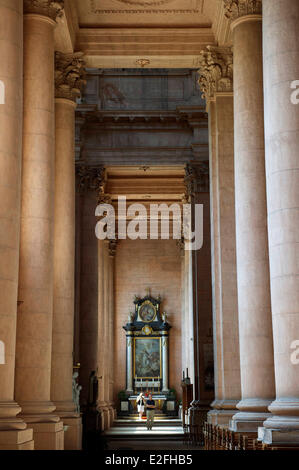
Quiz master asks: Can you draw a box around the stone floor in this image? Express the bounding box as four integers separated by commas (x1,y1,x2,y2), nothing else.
102,417,202,450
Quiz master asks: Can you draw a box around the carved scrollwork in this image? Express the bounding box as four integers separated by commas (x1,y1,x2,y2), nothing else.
24,0,64,21
184,162,209,197
55,52,86,102
223,0,262,20
197,46,233,101
76,165,105,194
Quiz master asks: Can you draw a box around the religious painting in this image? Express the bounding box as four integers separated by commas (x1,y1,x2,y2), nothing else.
138,301,157,322
134,337,161,378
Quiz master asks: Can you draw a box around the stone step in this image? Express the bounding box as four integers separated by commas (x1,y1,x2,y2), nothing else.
113,418,182,427
104,425,185,440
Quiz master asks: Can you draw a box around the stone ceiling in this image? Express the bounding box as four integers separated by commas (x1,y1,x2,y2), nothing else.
54,0,231,68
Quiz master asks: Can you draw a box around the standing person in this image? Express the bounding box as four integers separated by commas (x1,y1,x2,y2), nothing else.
136,392,145,421
146,393,156,430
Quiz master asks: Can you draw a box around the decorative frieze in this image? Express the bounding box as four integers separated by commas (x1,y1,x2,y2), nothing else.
223,0,262,20
55,52,86,102
197,46,233,102
24,0,64,20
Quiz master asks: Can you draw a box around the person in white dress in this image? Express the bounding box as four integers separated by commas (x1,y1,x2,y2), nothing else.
136,392,145,421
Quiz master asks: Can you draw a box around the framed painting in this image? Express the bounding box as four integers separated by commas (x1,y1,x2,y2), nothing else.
134,337,161,379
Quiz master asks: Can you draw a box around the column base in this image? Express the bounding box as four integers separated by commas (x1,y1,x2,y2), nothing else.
207,409,237,427
62,416,82,450
0,428,34,450
28,422,64,450
258,421,299,445
230,412,271,432
97,404,110,431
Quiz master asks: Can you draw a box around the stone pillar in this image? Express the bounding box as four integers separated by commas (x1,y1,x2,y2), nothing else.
126,334,134,394
0,0,34,450
223,0,276,431
197,46,241,427
51,52,86,450
16,0,65,450
108,241,117,422
97,239,110,430
162,334,169,393
260,0,299,443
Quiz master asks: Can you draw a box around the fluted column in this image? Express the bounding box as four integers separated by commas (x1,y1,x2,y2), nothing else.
162,334,169,392
51,52,85,450
108,241,117,423
198,46,241,426
0,0,34,450
16,0,65,450
223,0,275,431
261,0,299,441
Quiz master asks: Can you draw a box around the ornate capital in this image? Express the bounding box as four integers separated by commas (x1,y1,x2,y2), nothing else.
76,165,105,194
109,240,118,257
223,0,262,21
55,52,86,102
184,162,209,197
24,0,64,21
197,46,233,101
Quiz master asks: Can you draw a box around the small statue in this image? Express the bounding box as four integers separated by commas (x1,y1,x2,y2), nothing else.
88,370,98,407
128,312,135,323
162,311,167,323
72,371,82,414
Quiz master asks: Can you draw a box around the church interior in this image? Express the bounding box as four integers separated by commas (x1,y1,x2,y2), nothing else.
0,0,299,453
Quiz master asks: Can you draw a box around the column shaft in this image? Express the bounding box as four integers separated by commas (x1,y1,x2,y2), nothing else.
51,98,82,449
231,15,275,431
16,13,63,449
0,0,34,449
262,0,299,436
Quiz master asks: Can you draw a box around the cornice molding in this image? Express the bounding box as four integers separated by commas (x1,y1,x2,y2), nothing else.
223,0,262,21
55,52,86,102
24,0,64,21
197,46,233,101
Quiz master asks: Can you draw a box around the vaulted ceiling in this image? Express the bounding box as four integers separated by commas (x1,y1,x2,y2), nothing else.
55,0,231,68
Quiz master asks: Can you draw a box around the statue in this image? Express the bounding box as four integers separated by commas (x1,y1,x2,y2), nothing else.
88,370,98,407
128,312,135,323
72,371,82,414
162,311,168,323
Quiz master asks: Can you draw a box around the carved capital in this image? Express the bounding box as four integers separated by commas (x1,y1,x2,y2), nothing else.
109,240,118,257
184,162,209,197
24,0,64,21
197,46,233,101
55,52,86,102
76,165,105,194
223,0,262,21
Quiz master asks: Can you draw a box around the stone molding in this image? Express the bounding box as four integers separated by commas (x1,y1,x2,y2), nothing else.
197,46,233,102
90,0,202,14
55,52,86,102
223,0,262,21
24,0,64,20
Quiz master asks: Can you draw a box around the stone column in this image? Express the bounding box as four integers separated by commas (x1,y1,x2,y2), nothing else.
16,0,65,450
261,0,299,443
0,0,34,450
126,334,134,394
50,52,86,450
223,0,276,431
162,334,169,392
108,241,117,422
197,46,241,427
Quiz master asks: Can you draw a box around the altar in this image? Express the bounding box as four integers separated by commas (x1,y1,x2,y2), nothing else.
121,291,175,415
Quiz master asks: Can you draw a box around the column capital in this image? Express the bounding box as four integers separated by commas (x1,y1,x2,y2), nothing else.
223,0,262,21
184,162,209,197
76,165,105,194
197,46,233,102
55,52,86,102
24,0,64,21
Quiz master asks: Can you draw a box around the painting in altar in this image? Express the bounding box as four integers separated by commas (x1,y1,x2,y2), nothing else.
134,338,161,378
